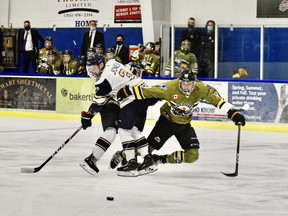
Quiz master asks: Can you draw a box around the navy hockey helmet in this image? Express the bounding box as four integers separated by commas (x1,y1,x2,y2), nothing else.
86,53,105,66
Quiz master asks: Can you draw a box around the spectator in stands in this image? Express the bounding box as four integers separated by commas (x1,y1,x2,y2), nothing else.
113,34,129,64
181,17,200,56
198,20,216,78
81,20,105,61
21,20,44,73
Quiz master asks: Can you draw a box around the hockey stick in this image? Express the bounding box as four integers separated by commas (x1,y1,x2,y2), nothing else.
222,124,241,177
20,126,82,173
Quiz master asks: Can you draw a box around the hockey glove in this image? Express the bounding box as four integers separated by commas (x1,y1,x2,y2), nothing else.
88,103,103,113
117,85,132,102
81,111,94,130
227,109,246,126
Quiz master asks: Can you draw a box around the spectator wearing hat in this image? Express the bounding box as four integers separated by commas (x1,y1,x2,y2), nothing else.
21,20,45,73
62,50,83,75
113,34,129,64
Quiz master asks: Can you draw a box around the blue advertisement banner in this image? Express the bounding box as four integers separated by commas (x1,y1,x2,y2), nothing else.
228,82,278,122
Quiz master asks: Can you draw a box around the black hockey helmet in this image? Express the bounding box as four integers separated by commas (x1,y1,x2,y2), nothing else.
179,69,196,82
45,36,53,41
63,49,72,55
179,69,196,95
95,43,104,49
106,47,115,53
87,47,96,53
145,42,155,51
48,50,57,56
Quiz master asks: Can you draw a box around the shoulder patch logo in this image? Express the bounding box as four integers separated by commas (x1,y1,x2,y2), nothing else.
159,84,167,91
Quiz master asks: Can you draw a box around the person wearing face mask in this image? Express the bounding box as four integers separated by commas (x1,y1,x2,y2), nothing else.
80,20,105,61
181,17,200,56
21,20,44,73
113,34,129,64
198,20,216,78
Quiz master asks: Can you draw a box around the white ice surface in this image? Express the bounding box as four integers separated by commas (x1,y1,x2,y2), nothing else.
0,117,288,216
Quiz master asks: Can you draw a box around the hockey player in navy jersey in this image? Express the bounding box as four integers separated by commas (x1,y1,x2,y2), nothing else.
80,53,157,176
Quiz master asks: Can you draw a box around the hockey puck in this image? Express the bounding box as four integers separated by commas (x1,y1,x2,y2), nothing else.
107,196,114,201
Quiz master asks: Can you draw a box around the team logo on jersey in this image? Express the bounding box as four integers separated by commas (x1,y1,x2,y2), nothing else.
172,94,179,99
159,84,167,91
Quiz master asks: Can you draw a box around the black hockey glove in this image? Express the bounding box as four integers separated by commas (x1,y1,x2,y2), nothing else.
88,103,103,113
81,111,94,129
227,109,246,126
117,85,132,102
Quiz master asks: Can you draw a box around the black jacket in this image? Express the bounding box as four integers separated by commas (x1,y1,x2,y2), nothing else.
81,30,105,56
113,45,129,64
20,29,44,53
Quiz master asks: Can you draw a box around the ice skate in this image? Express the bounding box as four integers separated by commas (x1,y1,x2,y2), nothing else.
137,154,158,176
117,158,139,177
80,153,99,175
109,150,127,169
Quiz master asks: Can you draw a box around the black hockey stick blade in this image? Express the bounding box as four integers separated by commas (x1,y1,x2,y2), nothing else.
221,171,238,177
222,124,241,177
20,126,82,173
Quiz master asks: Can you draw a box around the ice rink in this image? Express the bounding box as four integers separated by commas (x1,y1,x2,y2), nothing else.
1,115,288,216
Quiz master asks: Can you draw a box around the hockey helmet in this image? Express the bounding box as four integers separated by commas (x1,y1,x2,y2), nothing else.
180,40,191,53
179,69,196,95
45,36,53,42
106,47,115,54
63,49,72,55
86,53,105,66
144,42,155,53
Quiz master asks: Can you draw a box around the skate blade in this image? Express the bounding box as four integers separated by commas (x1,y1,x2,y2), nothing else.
137,165,158,176
117,170,138,177
79,162,97,176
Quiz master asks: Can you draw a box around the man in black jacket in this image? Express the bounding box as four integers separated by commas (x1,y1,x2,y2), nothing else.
113,34,129,64
21,20,44,73
81,20,105,61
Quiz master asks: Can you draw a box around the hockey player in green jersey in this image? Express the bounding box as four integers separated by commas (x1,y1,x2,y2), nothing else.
62,50,83,75
48,50,63,75
37,36,59,74
131,42,160,77
165,39,198,77
112,69,245,173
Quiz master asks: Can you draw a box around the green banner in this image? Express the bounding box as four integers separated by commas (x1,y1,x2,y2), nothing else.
56,77,95,114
